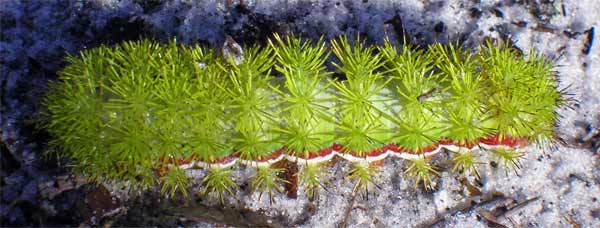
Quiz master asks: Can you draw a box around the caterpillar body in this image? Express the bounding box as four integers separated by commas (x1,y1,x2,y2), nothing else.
43,34,563,201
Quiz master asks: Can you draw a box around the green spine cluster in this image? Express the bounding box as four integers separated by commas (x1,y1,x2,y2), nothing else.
43,35,562,200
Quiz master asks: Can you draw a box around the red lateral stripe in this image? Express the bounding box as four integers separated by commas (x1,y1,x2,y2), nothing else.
164,134,530,168
177,156,195,165
159,155,194,165
214,152,240,164
479,135,529,147
336,145,388,158
395,143,440,154
317,146,335,157
292,146,335,159
479,135,501,145
252,148,285,162
501,137,528,147
438,139,454,145
453,141,477,148
332,143,343,151
384,144,400,153
159,156,172,164
364,146,387,157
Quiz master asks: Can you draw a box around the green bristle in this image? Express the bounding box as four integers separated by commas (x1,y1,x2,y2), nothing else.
160,167,191,198
479,42,561,141
331,35,392,156
521,51,563,143
430,43,493,145
251,166,287,202
348,162,380,194
201,167,238,204
219,46,281,160
405,156,438,190
380,41,445,152
490,148,525,172
186,46,233,162
301,162,330,200
186,121,231,162
451,149,481,178
269,34,335,156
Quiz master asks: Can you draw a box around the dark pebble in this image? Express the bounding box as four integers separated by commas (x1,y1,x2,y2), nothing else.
434,22,445,33
492,8,504,18
470,7,482,18
583,27,595,55
134,0,163,13
490,161,498,168
511,21,527,28
384,14,405,42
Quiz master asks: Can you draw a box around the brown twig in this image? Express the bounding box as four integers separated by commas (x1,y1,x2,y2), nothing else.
564,214,582,228
417,191,505,227
477,208,509,228
272,159,298,198
338,190,359,228
505,196,539,214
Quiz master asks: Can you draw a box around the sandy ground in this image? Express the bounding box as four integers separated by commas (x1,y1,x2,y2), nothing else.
1,0,598,227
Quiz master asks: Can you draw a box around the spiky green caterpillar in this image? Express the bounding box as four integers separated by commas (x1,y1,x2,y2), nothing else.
42,35,563,202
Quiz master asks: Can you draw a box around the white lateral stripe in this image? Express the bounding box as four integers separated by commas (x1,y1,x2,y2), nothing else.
440,144,461,152
177,161,196,170
336,152,368,163
179,142,523,169
195,158,238,169
392,146,443,160
237,153,286,168
287,151,337,164
478,143,515,150
365,150,391,162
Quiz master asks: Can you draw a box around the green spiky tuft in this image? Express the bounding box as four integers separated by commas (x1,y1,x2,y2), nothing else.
201,167,238,204
451,149,481,178
490,148,525,172
479,42,562,143
160,167,191,198
300,162,330,200
430,43,493,145
251,166,287,202
380,41,445,152
405,157,439,190
269,34,335,156
220,46,281,161
348,162,380,194
331,36,392,156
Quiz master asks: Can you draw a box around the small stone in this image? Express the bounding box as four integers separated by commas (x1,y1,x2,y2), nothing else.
222,35,244,65
470,7,482,18
434,22,445,33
